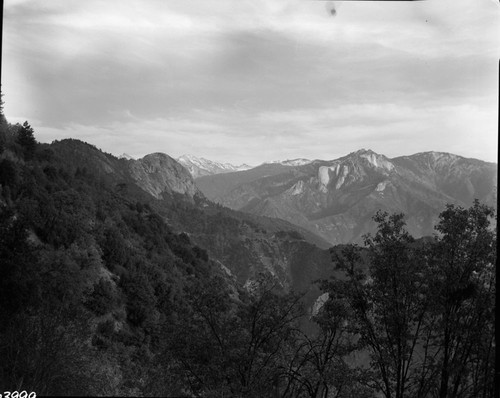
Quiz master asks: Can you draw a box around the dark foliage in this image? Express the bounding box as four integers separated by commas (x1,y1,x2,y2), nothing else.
16,121,37,160
0,120,494,397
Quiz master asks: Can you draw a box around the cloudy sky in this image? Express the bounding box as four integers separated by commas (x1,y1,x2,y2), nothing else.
2,0,499,164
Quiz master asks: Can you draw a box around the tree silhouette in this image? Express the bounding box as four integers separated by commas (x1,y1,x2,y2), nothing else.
16,121,37,159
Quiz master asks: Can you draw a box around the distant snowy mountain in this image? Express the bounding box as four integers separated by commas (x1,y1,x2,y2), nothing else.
119,153,135,160
269,158,313,166
177,154,252,179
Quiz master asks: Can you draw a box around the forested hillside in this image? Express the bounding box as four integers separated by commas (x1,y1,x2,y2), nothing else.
40,136,337,298
0,119,336,395
0,118,495,397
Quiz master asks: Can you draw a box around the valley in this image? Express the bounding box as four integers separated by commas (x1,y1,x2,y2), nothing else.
0,126,496,397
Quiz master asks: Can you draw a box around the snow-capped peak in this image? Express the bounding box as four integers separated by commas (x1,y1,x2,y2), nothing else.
177,154,252,178
270,158,312,166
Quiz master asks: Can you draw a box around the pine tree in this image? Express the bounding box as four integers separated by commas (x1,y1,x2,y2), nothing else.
16,121,37,159
0,91,7,126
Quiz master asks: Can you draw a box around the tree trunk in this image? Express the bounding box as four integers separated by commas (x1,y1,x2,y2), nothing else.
439,327,450,398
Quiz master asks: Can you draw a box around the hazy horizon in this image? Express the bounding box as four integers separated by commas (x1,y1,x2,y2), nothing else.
3,0,499,164
127,148,498,167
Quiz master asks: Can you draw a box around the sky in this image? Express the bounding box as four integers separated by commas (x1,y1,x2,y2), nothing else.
2,0,499,165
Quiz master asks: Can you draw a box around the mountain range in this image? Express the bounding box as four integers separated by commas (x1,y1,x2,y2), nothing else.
267,158,313,167
45,140,334,297
30,141,498,292
176,154,315,178
1,132,496,396
176,154,252,179
195,149,497,245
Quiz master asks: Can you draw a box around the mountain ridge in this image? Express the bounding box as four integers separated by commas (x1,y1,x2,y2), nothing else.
195,149,497,245
267,158,313,167
44,139,333,292
177,154,252,179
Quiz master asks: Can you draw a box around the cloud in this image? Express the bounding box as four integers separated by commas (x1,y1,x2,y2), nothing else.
2,0,498,164
32,99,497,165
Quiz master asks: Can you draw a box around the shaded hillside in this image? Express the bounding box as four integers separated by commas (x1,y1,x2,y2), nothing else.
50,139,200,201
0,124,337,396
46,139,333,292
0,128,235,395
156,197,334,296
196,162,295,199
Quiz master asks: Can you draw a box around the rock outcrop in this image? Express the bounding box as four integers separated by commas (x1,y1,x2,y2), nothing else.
196,149,497,245
130,153,199,199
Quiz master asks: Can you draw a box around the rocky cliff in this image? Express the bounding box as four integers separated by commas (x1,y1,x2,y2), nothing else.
130,153,199,199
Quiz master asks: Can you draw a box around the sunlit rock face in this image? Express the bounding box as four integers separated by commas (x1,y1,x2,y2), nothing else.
130,153,199,199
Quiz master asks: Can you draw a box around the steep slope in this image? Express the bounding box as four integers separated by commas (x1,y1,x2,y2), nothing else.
196,149,497,245
391,152,497,205
130,153,199,199
1,135,277,396
51,139,200,201
161,198,334,293
48,139,333,292
177,154,252,178
196,162,296,200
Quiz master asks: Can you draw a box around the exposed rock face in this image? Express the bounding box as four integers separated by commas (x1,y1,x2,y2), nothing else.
196,149,497,245
311,293,329,317
130,153,199,199
50,140,200,201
